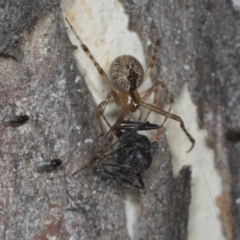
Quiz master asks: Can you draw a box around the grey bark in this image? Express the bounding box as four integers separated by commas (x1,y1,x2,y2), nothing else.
120,0,240,239
0,0,239,239
0,1,127,239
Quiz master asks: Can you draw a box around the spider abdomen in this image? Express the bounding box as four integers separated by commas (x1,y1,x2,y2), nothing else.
110,55,144,92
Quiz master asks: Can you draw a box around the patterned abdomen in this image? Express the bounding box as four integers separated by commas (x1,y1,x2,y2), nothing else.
110,55,144,92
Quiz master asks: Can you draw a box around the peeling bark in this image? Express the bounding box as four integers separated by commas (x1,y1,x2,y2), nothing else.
1,0,240,239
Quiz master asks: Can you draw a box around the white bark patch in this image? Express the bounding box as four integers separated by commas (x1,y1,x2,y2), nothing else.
166,85,225,240
61,1,225,239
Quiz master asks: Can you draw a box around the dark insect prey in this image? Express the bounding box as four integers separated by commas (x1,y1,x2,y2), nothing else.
225,129,240,142
35,159,62,171
2,115,29,127
98,120,160,189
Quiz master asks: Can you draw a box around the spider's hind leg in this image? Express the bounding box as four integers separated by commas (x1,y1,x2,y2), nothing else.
95,92,116,145
141,102,195,152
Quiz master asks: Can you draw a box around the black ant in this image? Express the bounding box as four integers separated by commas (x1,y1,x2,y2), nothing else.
225,129,240,142
34,159,62,171
94,120,160,189
2,115,29,127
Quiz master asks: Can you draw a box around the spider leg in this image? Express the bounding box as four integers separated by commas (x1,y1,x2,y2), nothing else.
72,108,128,176
97,121,150,161
141,81,174,125
140,102,195,152
65,17,121,92
141,81,174,104
96,91,116,141
142,39,160,83
95,107,127,157
137,106,144,122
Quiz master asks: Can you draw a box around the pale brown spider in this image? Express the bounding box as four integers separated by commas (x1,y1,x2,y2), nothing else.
65,17,195,172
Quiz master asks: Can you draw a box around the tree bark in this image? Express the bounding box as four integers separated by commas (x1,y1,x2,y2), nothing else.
0,1,127,239
1,0,239,239
121,0,240,239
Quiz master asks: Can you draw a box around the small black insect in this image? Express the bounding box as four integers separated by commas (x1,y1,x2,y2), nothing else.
99,120,160,189
2,115,29,127
34,159,62,171
225,129,240,142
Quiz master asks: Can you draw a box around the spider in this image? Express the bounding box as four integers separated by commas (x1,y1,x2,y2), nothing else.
65,17,195,170
96,120,159,189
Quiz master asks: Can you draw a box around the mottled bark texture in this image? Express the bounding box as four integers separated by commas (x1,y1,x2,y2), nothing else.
121,0,240,239
1,0,239,239
0,1,127,239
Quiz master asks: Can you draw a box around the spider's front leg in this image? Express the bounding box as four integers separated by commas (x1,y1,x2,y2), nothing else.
141,81,174,126
141,80,174,104
141,101,195,152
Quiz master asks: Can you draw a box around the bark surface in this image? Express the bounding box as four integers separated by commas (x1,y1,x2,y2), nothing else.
1,0,239,239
